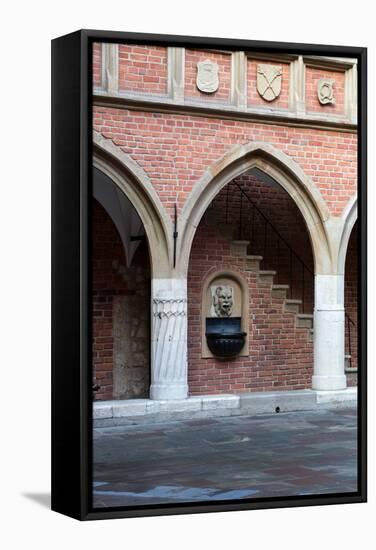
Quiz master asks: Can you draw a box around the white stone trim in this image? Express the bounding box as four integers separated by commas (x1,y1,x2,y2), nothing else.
345,63,358,124
231,51,247,109
101,43,119,94
150,278,188,400
167,47,185,101
337,194,358,275
93,388,357,421
290,56,306,115
312,274,347,391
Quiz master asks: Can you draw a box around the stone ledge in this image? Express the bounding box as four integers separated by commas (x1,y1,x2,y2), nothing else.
315,387,357,404
93,388,357,423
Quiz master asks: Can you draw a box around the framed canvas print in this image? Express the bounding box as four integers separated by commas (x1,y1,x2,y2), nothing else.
51,30,367,520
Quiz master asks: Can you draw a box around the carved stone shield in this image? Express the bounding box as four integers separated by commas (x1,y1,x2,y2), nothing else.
317,78,335,105
196,60,219,93
257,64,282,102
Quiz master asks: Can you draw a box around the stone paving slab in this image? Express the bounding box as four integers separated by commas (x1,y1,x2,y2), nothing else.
92,407,358,508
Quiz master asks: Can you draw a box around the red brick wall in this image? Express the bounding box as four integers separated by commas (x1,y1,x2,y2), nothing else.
92,199,150,401
93,107,357,219
247,59,290,109
185,49,232,102
306,67,345,115
187,214,313,395
92,45,358,396
93,42,102,88
118,45,168,95
344,222,358,384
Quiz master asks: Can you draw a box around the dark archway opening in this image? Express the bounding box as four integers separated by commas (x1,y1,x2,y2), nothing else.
92,168,151,401
187,168,314,396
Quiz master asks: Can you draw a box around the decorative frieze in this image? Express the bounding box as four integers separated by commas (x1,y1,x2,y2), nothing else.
94,46,357,131
153,298,187,318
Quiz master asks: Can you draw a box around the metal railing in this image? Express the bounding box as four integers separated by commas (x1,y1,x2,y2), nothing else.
220,180,314,313
215,181,357,350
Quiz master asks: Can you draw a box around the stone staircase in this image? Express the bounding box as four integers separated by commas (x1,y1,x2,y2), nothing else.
230,240,314,340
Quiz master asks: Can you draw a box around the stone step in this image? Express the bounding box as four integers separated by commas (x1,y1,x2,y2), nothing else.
245,254,263,272
271,284,289,299
284,298,302,314
296,313,314,329
230,240,250,257
257,270,276,285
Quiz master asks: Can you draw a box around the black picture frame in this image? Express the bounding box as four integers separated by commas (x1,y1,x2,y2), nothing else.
51,29,367,521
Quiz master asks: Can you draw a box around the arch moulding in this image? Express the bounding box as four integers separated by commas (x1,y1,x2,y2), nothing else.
178,141,334,277
93,131,173,278
337,194,358,275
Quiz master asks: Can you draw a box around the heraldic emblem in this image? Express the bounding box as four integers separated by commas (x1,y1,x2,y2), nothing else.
317,78,335,105
196,60,219,93
256,64,282,102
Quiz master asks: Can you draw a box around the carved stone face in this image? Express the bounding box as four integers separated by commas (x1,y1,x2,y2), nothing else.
213,285,233,317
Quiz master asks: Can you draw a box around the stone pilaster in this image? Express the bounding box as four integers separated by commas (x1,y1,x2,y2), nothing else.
290,56,306,115
102,42,119,94
312,274,347,391
345,63,358,124
231,51,247,109
150,278,188,400
168,47,185,102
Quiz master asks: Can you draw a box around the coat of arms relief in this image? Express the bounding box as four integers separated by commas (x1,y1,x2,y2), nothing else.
256,64,282,102
196,60,219,93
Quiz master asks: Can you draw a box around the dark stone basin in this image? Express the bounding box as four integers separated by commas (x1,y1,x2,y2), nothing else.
205,317,246,358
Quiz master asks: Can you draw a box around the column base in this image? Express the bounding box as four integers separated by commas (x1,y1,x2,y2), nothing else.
312,374,347,391
150,383,188,400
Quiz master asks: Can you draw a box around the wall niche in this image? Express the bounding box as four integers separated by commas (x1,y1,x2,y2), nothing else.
201,271,249,358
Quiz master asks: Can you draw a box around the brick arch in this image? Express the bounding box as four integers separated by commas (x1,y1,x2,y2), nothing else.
338,194,357,275
178,141,333,276
93,131,173,278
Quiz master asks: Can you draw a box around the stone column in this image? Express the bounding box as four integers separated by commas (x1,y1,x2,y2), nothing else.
312,274,347,391
150,278,188,400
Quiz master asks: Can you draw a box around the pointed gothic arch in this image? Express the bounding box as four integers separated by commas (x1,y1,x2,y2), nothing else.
178,141,333,277
93,131,173,278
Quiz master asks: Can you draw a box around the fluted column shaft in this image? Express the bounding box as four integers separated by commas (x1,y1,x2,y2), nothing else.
149,278,188,400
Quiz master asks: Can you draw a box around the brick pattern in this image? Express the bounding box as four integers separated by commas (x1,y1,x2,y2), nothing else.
118,45,168,95
185,49,231,102
93,42,102,88
247,59,290,110
187,219,314,395
92,199,150,401
93,106,357,219
306,67,345,115
344,222,358,384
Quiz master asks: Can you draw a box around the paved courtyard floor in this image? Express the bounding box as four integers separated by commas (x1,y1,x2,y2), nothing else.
93,407,357,508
